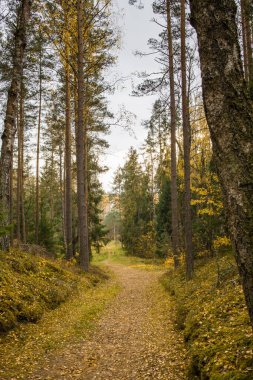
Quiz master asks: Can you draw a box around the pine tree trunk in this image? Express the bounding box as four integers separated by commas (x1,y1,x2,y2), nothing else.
73,76,78,256
244,0,253,96
10,146,14,247
49,149,54,224
241,0,249,81
0,0,31,250
84,109,89,260
77,0,89,271
150,150,155,223
17,85,25,241
17,99,21,242
166,0,180,268
35,52,42,244
59,147,65,249
190,0,253,327
64,49,73,260
20,93,26,243
158,115,163,168
181,0,194,279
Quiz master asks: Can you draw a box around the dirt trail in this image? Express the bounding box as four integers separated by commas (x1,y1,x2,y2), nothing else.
32,263,186,380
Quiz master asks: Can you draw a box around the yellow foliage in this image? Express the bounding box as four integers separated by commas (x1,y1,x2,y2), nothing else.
213,236,231,250
161,253,253,379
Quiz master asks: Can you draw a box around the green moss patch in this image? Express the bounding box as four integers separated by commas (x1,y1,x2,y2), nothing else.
161,254,253,380
0,249,109,334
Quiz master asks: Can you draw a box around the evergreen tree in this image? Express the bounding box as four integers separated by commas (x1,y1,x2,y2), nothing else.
0,0,32,249
114,148,155,257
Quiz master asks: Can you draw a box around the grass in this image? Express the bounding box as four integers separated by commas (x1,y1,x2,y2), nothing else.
0,248,120,379
161,252,253,380
93,240,167,271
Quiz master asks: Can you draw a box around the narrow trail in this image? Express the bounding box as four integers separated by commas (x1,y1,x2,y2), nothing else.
32,263,186,380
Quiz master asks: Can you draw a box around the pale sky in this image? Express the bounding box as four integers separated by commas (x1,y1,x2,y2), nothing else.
100,0,161,192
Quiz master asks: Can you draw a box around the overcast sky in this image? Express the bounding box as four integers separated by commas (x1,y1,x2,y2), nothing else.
100,0,162,192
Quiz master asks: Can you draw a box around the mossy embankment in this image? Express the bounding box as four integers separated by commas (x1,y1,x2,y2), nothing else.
161,253,253,380
0,248,119,379
0,249,80,333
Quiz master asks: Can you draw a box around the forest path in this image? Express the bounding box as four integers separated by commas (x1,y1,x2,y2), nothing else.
32,262,186,380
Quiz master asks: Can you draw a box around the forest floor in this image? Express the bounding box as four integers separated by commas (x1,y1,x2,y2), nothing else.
31,262,186,380
1,255,187,379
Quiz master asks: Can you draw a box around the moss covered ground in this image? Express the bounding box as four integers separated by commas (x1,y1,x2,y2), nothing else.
0,249,81,333
0,249,119,379
161,253,253,380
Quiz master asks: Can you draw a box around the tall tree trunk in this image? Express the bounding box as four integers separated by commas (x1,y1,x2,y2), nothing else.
0,0,32,250
59,147,66,249
17,85,24,241
20,95,26,243
50,148,54,224
16,100,21,242
158,114,163,168
64,45,73,260
77,0,89,271
150,149,155,223
190,0,253,327
10,145,14,247
241,0,249,81
84,89,90,261
35,52,42,244
73,76,78,256
244,0,253,96
181,0,194,279
166,0,180,268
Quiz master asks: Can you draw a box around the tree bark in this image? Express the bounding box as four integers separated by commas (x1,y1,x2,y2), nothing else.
0,0,32,250
59,146,66,249
17,99,21,242
64,34,73,260
181,0,194,279
50,148,54,224
10,142,14,247
244,0,253,96
17,84,25,241
77,0,89,271
35,51,42,244
166,0,180,268
20,94,26,244
241,0,249,81
190,0,253,327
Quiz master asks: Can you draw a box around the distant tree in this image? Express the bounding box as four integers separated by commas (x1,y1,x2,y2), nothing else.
156,172,172,257
104,209,121,241
116,148,155,257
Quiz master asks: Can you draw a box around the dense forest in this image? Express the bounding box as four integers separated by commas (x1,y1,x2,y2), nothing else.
0,0,117,263
0,0,253,379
